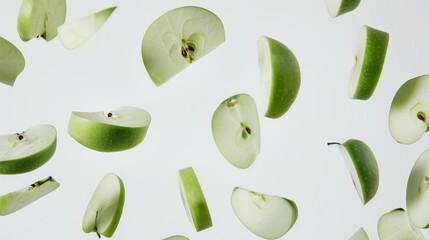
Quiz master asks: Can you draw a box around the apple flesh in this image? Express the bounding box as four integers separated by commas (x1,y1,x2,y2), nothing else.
349,227,368,240
325,0,361,18
0,36,25,86
163,236,189,240
378,208,424,240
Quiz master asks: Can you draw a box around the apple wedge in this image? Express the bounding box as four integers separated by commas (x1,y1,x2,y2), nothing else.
328,139,379,205
179,167,212,232
141,6,225,86
212,93,260,169
325,0,361,18
58,6,116,50
350,227,368,240
378,208,424,240
0,36,25,86
0,176,59,216
163,236,189,240
349,25,389,100
82,173,125,238
68,106,151,152
258,36,300,119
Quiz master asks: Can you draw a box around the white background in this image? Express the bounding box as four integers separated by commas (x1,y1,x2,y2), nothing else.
1,0,429,239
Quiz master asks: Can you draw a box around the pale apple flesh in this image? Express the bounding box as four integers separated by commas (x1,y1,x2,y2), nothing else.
163,235,189,240
0,36,25,86
350,227,368,240
325,0,361,18
378,208,424,240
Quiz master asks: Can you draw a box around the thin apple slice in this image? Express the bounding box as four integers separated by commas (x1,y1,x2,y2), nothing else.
178,167,212,232
378,208,424,240
0,36,25,86
0,176,59,216
325,0,361,18
163,236,189,240
350,227,368,240
58,6,116,50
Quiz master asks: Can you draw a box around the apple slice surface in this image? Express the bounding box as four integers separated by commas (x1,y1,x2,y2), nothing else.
163,236,189,240
0,36,25,86
350,227,368,240
378,208,424,240
325,0,361,18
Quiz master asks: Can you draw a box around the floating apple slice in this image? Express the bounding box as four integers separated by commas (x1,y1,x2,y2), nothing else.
378,208,424,240
212,93,260,169
141,6,225,86
325,0,361,18
17,0,66,41
58,6,116,50
163,236,189,240
350,227,368,240
0,176,59,216
178,167,212,232
231,187,297,239
82,173,125,238
328,139,379,205
68,106,151,152
258,36,300,119
0,36,25,86
349,25,389,100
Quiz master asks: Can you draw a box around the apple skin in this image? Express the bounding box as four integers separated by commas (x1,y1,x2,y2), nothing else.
325,0,361,18
0,36,25,86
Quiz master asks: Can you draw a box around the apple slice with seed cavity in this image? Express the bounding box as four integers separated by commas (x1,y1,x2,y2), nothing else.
378,208,424,240
325,0,361,18
350,227,368,240
0,36,25,86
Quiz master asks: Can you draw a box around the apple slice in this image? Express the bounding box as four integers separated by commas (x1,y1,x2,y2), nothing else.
389,75,429,144
68,106,151,152
211,93,260,169
178,167,212,232
258,36,300,119
349,25,389,100
141,6,225,86
328,139,379,205
378,208,424,240
0,36,25,86
58,6,116,50
163,236,189,240
231,187,297,239
82,173,125,238
0,176,59,216
17,0,66,41
350,227,368,240
325,0,361,18
0,124,56,174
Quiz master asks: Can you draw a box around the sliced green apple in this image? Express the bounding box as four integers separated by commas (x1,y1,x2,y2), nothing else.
0,124,56,174
258,36,300,119
163,236,189,240
328,139,379,205
349,25,389,100
68,106,151,152
211,93,260,169
141,6,225,86
82,172,125,238
0,176,59,216
0,36,25,86
350,227,368,240
378,208,424,240
325,0,361,18
231,187,298,240
58,6,116,50
17,0,66,41
178,167,212,232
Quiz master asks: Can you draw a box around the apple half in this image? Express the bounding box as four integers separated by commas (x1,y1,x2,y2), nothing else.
328,139,379,205
178,167,212,232
82,173,125,238
258,36,300,119
68,106,151,152
163,236,189,240
378,208,424,240
0,36,25,86
350,227,368,240
141,6,225,86
212,93,260,169
58,6,116,50
0,176,59,216
325,0,361,18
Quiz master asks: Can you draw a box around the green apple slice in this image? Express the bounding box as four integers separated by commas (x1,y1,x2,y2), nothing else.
178,167,212,232
325,0,361,18
0,176,59,216
328,139,379,205
349,25,389,100
68,106,151,152
0,36,25,86
0,124,56,174
58,6,116,50
350,227,368,240
17,0,66,41
378,208,424,240
141,6,225,86
163,236,189,240
258,36,300,119
231,187,298,240
389,75,429,144
211,93,260,169
82,173,125,238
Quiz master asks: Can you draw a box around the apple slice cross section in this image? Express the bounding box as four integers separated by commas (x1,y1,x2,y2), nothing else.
163,236,189,240
325,0,361,18
378,208,425,240
349,227,369,240
0,36,25,86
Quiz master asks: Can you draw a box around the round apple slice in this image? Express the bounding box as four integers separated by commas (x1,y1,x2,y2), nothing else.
378,208,424,240
325,0,361,18
328,139,379,205
258,36,300,119
178,167,212,232
350,227,368,240
163,236,189,240
349,25,389,100
231,187,298,239
68,106,151,152
141,6,225,86
0,36,25,86
82,173,125,238
0,124,56,174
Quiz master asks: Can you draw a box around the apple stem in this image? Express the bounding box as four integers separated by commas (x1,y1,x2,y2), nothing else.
96,230,101,239
327,142,340,146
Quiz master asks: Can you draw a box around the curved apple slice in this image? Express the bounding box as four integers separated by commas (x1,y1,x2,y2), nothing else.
141,6,225,86
82,173,125,238
68,106,151,152
0,176,59,216
0,36,25,86
58,6,116,50
378,208,424,240
178,167,212,232
350,227,368,240
325,0,361,18
163,236,189,240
